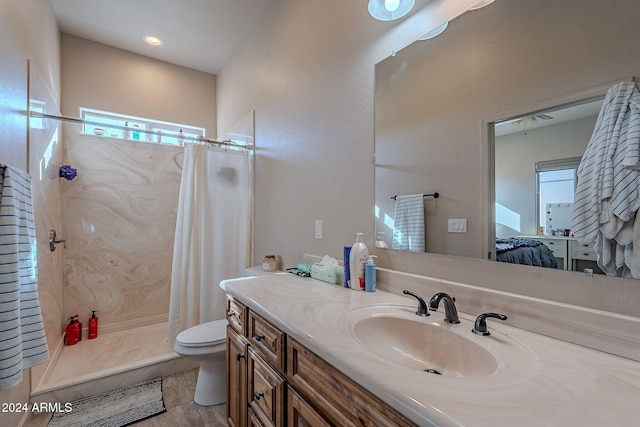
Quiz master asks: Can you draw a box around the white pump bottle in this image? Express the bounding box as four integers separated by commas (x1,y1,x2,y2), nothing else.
348,233,368,290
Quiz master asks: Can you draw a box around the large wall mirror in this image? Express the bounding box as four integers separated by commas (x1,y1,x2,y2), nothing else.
374,0,640,278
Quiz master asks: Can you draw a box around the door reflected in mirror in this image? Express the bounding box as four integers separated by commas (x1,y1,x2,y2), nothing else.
493,98,604,274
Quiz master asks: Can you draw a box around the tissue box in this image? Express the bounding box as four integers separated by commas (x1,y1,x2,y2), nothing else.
311,264,344,285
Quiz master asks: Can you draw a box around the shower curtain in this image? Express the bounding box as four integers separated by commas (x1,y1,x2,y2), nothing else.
167,143,252,350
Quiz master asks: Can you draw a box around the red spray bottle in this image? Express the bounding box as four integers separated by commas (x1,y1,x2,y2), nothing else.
65,316,80,346
88,311,98,339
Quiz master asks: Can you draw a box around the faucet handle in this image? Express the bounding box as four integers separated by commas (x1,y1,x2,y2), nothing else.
472,313,507,336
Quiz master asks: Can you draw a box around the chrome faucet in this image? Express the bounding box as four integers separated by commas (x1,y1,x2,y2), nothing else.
472,313,507,336
402,290,429,317
428,292,460,324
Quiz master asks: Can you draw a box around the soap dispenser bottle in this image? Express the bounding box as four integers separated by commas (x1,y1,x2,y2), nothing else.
365,255,377,292
65,317,79,346
349,233,368,290
88,310,98,339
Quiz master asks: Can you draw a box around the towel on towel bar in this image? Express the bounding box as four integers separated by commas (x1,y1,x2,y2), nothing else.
0,164,48,390
392,194,426,252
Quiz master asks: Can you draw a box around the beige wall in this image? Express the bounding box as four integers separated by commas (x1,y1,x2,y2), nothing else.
0,1,61,425
60,34,216,135
216,0,640,317
216,0,473,262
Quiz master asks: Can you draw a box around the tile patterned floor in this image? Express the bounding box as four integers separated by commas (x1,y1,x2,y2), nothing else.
26,368,227,427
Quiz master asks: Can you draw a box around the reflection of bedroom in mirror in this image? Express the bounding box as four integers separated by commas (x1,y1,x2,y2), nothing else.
493,97,604,274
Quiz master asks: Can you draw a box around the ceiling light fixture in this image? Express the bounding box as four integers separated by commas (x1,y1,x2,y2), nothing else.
368,0,416,21
144,35,164,46
468,0,495,11
418,22,449,40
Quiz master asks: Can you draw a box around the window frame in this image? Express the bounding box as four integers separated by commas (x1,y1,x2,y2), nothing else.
80,107,205,146
535,157,582,230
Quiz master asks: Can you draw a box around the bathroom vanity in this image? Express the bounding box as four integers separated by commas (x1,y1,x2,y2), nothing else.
221,271,640,426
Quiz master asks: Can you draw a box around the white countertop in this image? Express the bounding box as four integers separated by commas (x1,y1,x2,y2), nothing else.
221,272,640,427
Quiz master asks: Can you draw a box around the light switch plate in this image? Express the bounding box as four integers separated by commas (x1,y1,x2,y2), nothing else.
448,218,467,233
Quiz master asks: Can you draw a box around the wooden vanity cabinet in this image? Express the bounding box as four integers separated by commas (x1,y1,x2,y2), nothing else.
225,296,418,427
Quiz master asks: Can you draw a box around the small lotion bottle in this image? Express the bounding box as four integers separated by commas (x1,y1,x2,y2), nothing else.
364,255,377,292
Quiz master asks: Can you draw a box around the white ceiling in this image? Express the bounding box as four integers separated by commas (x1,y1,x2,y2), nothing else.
50,0,272,75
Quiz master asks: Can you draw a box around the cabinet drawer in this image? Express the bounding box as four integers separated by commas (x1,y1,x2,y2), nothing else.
248,347,285,427
286,338,417,427
227,297,247,336
287,385,331,427
249,311,286,372
570,240,597,260
537,238,566,257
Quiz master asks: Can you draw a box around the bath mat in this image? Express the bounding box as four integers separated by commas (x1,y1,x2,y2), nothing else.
48,377,166,427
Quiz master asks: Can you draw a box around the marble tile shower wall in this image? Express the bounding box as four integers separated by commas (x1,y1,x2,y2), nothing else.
62,133,184,330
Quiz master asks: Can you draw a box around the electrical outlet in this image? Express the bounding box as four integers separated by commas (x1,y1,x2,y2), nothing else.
315,220,323,239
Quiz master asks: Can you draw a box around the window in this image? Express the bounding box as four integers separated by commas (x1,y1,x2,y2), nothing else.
80,108,205,146
29,100,45,129
536,157,581,230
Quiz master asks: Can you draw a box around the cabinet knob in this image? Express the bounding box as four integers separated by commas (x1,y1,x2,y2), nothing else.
254,333,266,341
227,310,236,317
254,391,265,400
236,351,244,361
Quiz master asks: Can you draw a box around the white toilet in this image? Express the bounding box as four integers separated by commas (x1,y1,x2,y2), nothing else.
174,319,228,406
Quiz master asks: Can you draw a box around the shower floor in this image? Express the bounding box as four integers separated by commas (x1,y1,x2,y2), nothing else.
31,322,197,401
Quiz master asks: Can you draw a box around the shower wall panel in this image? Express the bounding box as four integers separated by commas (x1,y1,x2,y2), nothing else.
62,133,183,328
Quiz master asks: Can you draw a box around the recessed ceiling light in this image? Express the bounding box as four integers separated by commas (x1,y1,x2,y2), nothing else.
144,35,164,46
368,0,416,21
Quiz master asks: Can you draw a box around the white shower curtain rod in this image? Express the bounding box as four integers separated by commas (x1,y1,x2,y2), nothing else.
29,111,253,150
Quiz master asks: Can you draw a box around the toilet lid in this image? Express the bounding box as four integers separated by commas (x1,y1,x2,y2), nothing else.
176,319,228,347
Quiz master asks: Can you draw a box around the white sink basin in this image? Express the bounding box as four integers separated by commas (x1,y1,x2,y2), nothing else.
338,304,536,380
352,315,497,377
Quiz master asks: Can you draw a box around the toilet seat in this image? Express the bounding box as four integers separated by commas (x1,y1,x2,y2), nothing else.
176,319,227,348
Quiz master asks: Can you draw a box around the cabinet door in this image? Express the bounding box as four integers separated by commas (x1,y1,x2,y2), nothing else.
248,346,286,427
287,385,331,427
227,327,248,427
